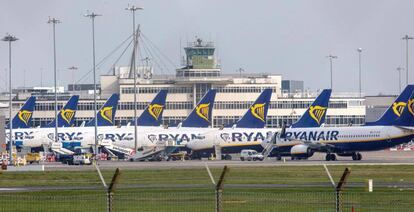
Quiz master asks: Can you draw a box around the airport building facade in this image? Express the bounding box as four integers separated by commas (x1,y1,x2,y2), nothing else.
0,39,366,128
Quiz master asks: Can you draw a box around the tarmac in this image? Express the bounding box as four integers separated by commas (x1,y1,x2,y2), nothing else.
39,150,414,171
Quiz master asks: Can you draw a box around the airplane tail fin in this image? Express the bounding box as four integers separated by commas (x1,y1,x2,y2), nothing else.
291,89,332,128
236,88,272,128
365,85,414,126
86,94,119,126
10,96,36,129
136,90,167,126
46,95,79,128
394,91,414,127
181,89,217,128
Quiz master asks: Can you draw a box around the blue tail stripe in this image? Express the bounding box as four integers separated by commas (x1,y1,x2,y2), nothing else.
181,89,217,128
136,90,168,126
365,85,414,126
291,89,332,128
10,96,36,129
86,94,120,127
236,88,272,128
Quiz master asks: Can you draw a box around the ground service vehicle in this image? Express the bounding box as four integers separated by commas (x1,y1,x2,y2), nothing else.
240,149,264,161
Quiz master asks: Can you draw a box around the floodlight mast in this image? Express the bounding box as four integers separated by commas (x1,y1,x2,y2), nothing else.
84,11,101,156
2,34,18,165
47,17,61,145
126,5,143,152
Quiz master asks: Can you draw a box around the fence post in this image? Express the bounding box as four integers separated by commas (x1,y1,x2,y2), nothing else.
215,165,229,212
107,168,121,212
335,167,351,212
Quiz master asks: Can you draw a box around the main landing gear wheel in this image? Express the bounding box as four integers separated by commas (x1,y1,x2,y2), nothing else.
352,153,362,161
325,153,337,161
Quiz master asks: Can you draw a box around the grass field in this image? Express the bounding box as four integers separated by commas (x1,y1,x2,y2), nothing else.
0,165,413,211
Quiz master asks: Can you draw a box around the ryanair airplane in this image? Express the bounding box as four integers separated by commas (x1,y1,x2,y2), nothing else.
12,90,217,156
263,90,414,161
186,89,332,159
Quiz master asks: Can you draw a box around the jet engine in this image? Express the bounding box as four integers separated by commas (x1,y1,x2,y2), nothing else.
290,144,314,158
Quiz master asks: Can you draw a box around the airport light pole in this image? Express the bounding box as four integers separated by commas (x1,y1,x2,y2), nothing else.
397,67,404,93
402,35,413,86
326,54,338,90
126,5,143,152
48,17,60,144
2,34,18,165
68,66,78,91
85,11,101,156
357,48,363,97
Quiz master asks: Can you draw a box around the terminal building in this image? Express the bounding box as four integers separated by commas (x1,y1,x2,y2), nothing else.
1,39,367,128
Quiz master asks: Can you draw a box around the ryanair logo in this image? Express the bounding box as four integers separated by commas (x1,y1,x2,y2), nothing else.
407,99,414,116
196,103,210,122
251,103,266,122
392,102,406,117
309,106,327,125
148,104,164,120
18,110,32,126
100,106,114,124
60,109,75,124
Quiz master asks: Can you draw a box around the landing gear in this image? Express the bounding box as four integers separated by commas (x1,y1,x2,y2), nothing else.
276,156,282,161
325,153,337,161
223,154,232,160
352,152,362,161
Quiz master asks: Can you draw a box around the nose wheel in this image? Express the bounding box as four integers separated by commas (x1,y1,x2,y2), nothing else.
325,153,337,161
352,152,362,161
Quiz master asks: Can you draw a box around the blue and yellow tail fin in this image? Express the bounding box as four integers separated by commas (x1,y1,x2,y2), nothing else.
137,90,168,126
10,96,36,129
181,89,217,128
46,95,79,128
86,94,119,127
394,91,414,127
365,85,414,126
236,88,272,128
291,89,332,128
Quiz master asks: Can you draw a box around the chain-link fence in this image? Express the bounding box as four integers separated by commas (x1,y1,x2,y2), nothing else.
1,165,414,211
0,189,413,211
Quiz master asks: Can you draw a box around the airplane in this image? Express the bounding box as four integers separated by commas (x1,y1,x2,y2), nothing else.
9,90,169,155
185,89,332,159
7,94,120,150
44,95,79,128
263,90,414,161
6,96,36,129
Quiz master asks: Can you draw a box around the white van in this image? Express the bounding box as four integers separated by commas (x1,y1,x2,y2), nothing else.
240,150,264,161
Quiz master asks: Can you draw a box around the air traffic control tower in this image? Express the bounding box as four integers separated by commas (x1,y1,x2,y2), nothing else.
176,38,220,78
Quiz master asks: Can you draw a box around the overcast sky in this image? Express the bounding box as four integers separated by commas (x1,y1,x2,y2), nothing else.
1,0,414,95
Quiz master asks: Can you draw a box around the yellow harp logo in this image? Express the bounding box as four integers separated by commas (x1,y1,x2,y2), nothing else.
100,107,114,124
407,99,414,116
148,104,164,120
392,102,406,117
61,109,75,124
18,110,32,126
309,106,327,125
196,103,210,122
251,103,266,122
